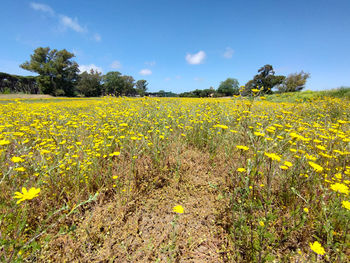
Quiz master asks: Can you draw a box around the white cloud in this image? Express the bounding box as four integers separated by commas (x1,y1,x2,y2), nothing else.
194,77,204,82
164,77,171,81
93,33,101,42
185,50,206,65
145,61,156,66
110,60,122,69
223,47,234,59
79,64,103,73
59,15,86,33
30,2,55,16
139,69,152,76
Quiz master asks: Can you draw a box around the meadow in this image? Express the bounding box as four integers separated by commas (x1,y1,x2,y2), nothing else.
0,95,349,262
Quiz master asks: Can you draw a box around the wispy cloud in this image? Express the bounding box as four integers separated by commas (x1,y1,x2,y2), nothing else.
139,69,152,76
223,47,234,59
30,2,55,16
186,51,206,65
194,77,204,82
145,61,156,66
110,60,122,69
93,33,101,42
59,15,86,33
30,2,100,40
79,64,103,73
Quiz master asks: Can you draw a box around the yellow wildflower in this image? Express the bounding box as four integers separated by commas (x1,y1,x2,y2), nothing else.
264,152,281,162
308,161,323,173
13,187,41,204
11,156,24,163
173,205,184,214
342,200,350,210
236,145,249,151
330,183,349,195
309,241,325,255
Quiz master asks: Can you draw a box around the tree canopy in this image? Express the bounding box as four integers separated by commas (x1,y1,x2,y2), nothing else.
217,78,240,96
243,65,285,95
76,69,103,97
20,47,79,96
277,71,310,93
135,80,148,96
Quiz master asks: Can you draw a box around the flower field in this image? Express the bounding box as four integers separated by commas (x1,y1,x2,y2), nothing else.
0,96,349,262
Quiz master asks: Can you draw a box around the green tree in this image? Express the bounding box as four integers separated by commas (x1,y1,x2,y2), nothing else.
20,47,79,96
103,71,122,95
76,69,102,97
217,78,240,96
277,71,310,93
103,71,136,96
135,80,148,96
121,75,136,96
243,65,285,95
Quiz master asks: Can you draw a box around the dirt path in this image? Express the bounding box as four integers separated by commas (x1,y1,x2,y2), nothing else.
42,148,230,262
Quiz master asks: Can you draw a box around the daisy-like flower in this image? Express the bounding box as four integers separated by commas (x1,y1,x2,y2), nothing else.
236,145,249,151
172,205,184,214
264,152,281,162
309,241,325,255
14,187,41,204
342,200,350,210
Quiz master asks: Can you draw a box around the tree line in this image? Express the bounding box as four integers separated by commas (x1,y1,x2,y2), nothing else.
1,47,149,97
1,47,310,97
179,65,310,97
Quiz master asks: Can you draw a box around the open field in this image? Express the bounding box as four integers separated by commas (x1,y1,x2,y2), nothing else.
0,96,349,262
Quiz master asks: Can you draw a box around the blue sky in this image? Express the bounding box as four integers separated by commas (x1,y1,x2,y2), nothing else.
0,0,349,93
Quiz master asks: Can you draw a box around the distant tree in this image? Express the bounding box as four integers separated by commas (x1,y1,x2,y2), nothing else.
277,71,310,93
120,75,136,96
135,79,148,96
103,71,122,95
76,69,102,97
20,47,79,96
103,71,136,96
158,90,166,97
243,65,285,95
200,88,214,97
217,78,240,96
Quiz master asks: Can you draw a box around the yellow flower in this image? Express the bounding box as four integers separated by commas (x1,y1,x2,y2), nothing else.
237,168,246,172
173,205,184,214
236,145,249,151
13,187,41,204
309,241,325,255
284,161,292,167
342,200,350,210
109,151,120,157
264,152,281,162
11,156,24,163
330,183,349,195
0,139,10,146
254,132,265,137
303,208,309,213
213,124,228,129
259,221,265,227
308,161,323,173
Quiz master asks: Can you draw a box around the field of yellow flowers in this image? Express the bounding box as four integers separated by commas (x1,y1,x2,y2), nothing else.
0,96,349,262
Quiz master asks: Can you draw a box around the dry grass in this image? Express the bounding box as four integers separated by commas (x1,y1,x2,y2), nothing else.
0,94,53,99
39,147,230,262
